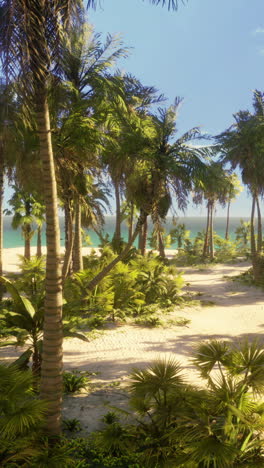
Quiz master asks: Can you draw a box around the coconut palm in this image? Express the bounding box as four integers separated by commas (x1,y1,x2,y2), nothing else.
0,0,187,435
224,173,242,240
217,94,264,282
0,0,86,435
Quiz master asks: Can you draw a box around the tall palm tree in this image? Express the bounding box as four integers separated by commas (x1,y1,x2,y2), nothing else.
217,95,264,281
87,99,210,290
0,0,187,435
0,0,85,436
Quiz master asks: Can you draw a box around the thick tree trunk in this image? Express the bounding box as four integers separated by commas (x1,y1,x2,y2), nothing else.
158,230,166,258
37,91,63,436
256,195,262,254
128,202,134,244
24,228,31,260
141,217,148,256
72,198,83,272
64,203,70,253
0,152,3,301
37,225,42,258
62,209,75,280
87,210,147,291
250,195,256,257
202,202,210,257
138,225,143,251
209,202,215,260
225,200,231,240
112,180,122,251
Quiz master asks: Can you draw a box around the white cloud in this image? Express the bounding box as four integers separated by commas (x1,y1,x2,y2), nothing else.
254,27,264,34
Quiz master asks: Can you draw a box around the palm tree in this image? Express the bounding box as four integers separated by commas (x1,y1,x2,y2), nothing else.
224,173,242,240
0,0,187,435
194,162,234,260
0,0,85,436
217,94,264,281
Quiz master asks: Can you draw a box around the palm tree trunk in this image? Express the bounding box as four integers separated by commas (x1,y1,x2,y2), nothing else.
158,230,166,258
113,180,121,251
64,203,70,253
37,225,42,257
256,195,262,254
62,209,75,280
209,201,215,260
138,225,143,251
202,202,210,257
225,200,231,240
36,91,63,437
0,151,3,301
24,227,31,260
72,198,83,272
250,195,256,257
87,210,148,291
128,202,134,243
141,217,148,256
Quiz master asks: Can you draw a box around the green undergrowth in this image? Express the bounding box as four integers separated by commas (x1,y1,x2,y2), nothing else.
3,339,264,467
223,268,258,287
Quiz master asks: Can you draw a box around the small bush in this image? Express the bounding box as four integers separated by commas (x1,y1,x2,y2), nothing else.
63,371,90,394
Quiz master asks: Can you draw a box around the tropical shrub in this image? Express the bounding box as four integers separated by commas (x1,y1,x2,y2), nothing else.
63,370,90,394
121,340,264,467
15,255,46,296
0,277,88,373
0,364,47,467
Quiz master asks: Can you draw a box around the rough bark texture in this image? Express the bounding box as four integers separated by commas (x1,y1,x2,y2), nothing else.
72,199,83,272
250,195,256,257
141,218,148,256
203,202,210,257
37,225,42,257
112,180,121,251
64,203,70,253
37,92,63,436
24,224,31,260
209,201,214,260
128,202,134,243
138,225,143,251
256,195,262,254
225,201,230,240
62,209,74,280
87,210,147,291
158,231,166,258
0,152,3,301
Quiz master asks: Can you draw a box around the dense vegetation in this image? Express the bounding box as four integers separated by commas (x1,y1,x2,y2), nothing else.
0,0,264,465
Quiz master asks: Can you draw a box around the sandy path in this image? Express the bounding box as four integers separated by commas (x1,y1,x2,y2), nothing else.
1,251,264,433
61,261,264,432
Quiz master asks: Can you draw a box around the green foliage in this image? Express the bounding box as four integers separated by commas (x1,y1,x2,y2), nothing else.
235,219,251,255
0,277,88,373
63,370,90,394
63,418,82,433
0,276,44,372
0,365,47,466
15,255,46,296
115,341,264,467
64,251,184,330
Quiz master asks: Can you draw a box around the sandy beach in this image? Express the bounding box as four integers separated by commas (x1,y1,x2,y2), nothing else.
1,248,264,433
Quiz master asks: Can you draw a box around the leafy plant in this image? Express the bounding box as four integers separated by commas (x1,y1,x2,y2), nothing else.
0,277,89,373
63,418,82,432
63,370,90,394
0,365,47,467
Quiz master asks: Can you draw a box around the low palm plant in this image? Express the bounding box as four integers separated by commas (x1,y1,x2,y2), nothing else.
0,364,47,466
0,277,89,374
122,341,264,467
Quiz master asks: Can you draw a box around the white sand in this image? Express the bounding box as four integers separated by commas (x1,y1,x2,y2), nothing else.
1,248,263,433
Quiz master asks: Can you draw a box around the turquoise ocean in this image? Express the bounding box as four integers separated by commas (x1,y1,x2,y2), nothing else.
3,216,249,249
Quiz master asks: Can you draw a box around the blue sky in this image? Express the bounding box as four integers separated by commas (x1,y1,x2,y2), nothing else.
4,0,264,217
87,0,264,217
